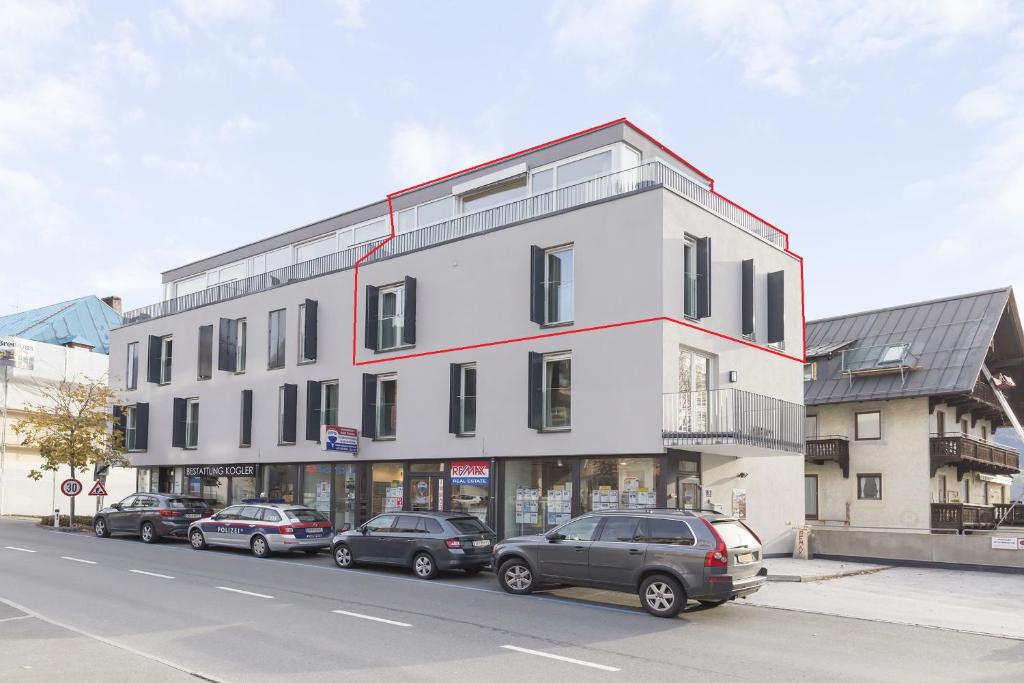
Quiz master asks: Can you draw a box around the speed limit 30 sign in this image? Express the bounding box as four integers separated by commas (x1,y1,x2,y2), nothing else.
60,478,83,497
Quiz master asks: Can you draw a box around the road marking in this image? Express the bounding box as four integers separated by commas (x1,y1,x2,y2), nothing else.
3,546,36,553
216,586,274,599
0,615,33,624
130,569,175,579
60,556,96,565
500,645,621,672
331,609,413,627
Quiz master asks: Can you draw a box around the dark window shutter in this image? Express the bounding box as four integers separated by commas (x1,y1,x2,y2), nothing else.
146,335,161,383
365,285,379,351
198,325,213,379
530,246,544,324
767,270,785,344
135,403,149,451
218,318,237,371
528,352,543,430
304,299,318,360
741,259,754,337
281,383,297,443
239,390,252,447
306,380,322,441
113,405,125,441
449,363,461,434
403,277,416,345
171,398,186,447
696,237,711,319
361,373,377,438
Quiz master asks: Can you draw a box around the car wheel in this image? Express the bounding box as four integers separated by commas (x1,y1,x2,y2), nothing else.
698,599,727,608
640,574,685,618
333,544,354,569
498,559,535,595
251,535,271,558
139,522,157,544
93,517,110,538
189,529,207,550
412,552,438,580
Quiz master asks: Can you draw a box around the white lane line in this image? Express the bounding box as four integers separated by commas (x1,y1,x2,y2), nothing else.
0,615,34,624
331,609,413,627
3,546,36,553
216,586,274,600
129,569,175,580
500,645,621,672
60,556,96,565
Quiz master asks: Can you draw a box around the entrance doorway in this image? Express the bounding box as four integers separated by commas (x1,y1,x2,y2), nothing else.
407,463,445,512
677,478,701,510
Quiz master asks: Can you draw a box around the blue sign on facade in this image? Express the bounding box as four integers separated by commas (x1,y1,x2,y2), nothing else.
323,426,359,453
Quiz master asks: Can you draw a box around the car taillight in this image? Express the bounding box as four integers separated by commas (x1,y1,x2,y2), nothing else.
701,518,729,568
159,510,182,517
282,526,294,534
739,520,762,545
445,538,463,549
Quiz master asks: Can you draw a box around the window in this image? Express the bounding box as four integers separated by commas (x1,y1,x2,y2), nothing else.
543,352,571,430
353,219,387,245
184,398,199,449
461,176,528,214
857,474,882,500
982,425,988,441
239,389,252,448
961,419,969,435
236,318,247,373
938,474,947,503
366,514,397,532
878,344,907,365
159,335,173,384
268,309,286,369
321,380,339,426
597,516,641,542
261,509,282,523
936,410,945,436
126,342,138,390
683,237,696,318
543,245,574,325
555,516,601,541
395,515,425,533
376,374,397,438
457,364,476,435
554,150,611,187
378,285,405,350
803,362,817,381
197,324,213,380
855,411,881,440
278,385,296,445
641,518,696,546
415,196,454,227
124,406,138,451
298,303,314,363
805,475,818,519
531,168,554,193
805,415,818,439
295,235,336,262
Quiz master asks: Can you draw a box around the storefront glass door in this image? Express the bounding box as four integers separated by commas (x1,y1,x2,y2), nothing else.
302,464,333,516
409,475,442,511
334,464,358,530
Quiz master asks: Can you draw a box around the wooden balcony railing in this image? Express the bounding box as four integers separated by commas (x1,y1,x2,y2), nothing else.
931,503,997,531
929,435,1020,476
993,503,1024,527
805,436,850,477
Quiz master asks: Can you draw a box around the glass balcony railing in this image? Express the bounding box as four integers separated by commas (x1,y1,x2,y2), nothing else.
121,161,787,325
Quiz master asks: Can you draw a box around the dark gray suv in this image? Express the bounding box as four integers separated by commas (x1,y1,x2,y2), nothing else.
492,510,767,617
332,511,497,579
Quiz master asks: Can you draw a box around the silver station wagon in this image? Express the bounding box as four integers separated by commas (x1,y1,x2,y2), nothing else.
188,503,333,558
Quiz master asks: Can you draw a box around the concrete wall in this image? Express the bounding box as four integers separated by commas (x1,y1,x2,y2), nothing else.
810,527,1024,571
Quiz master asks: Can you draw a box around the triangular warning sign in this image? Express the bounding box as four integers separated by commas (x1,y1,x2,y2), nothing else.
88,480,108,496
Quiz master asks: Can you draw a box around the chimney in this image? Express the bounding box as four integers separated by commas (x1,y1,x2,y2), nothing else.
102,296,123,315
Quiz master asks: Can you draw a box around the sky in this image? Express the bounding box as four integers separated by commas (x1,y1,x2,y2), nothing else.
2,0,1024,320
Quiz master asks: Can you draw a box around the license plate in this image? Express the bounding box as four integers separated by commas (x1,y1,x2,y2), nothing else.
185,514,201,519
472,539,490,547
737,552,755,564
306,528,323,534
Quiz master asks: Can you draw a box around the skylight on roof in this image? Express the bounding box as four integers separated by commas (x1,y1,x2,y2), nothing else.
878,344,907,365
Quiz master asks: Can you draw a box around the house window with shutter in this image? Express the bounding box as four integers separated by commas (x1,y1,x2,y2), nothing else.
239,390,252,447
529,352,571,431
278,384,297,445
544,246,573,325
125,342,139,390
236,318,247,372
376,375,398,438
159,335,173,384
449,363,476,436
298,300,318,364
124,405,137,451
184,398,199,449
684,238,697,318
321,381,339,426
268,309,286,369
197,325,213,380
379,285,405,350
366,277,416,352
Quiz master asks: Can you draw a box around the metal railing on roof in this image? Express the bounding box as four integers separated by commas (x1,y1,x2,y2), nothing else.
121,161,787,326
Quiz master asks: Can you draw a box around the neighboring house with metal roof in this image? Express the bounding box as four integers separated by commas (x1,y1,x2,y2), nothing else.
0,295,123,355
803,287,1024,533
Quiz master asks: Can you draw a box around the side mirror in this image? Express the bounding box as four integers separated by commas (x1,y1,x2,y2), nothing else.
545,531,565,542
340,523,352,532
111,503,122,510
360,525,370,535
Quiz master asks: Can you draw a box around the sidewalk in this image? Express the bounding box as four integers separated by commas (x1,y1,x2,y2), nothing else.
765,557,890,582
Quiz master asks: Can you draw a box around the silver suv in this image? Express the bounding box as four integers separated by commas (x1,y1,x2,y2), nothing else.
492,509,767,617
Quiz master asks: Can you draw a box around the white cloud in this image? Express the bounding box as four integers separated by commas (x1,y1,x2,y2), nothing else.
94,29,160,88
324,0,367,31
175,0,274,27
389,123,499,188
142,154,218,179
219,114,263,141
956,87,1011,123
0,0,78,80
0,167,73,247
0,78,102,152
548,0,654,86
151,7,192,41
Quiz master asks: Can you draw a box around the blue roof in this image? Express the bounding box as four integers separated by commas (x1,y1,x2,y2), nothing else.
0,296,123,354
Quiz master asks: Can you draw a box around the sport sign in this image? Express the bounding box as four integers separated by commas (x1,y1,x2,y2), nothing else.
88,480,108,496
60,479,83,497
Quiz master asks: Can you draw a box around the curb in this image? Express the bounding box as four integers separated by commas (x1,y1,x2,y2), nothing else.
767,566,891,583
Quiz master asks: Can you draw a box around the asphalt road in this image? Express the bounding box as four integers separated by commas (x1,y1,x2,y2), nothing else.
1,519,1022,682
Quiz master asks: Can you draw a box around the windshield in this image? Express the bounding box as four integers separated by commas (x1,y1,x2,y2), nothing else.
284,508,328,523
167,498,208,509
449,517,489,534
712,521,759,549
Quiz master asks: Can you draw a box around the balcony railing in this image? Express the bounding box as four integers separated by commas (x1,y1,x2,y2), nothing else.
929,434,1020,476
805,436,850,477
930,503,996,531
121,160,786,326
662,389,804,454
993,503,1024,527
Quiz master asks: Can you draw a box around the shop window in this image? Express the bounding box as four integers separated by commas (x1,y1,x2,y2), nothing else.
230,476,257,504
186,476,228,509
504,458,572,537
857,474,882,500
855,411,881,440
372,462,404,516
302,464,333,516
580,458,657,512
451,459,490,523
334,464,358,531
263,464,297,504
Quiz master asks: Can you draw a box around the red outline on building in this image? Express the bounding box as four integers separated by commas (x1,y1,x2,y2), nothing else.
351,119,807,367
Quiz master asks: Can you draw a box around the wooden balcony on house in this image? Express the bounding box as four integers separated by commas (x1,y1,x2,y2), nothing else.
929,434,1020,477
805,436,850,477
993,503,1024,527
930,503,997,531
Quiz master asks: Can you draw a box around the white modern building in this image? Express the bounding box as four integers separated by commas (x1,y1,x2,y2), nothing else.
109,120,806,554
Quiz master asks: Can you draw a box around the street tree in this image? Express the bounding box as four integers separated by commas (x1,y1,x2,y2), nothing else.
12,378,128,523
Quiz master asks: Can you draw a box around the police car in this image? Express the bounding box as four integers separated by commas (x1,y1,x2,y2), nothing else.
187,503,333,558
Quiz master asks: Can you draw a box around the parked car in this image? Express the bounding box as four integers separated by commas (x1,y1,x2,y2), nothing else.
94,493,212,543
492,509,767,617
332,511,496,579
188,503,333,558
